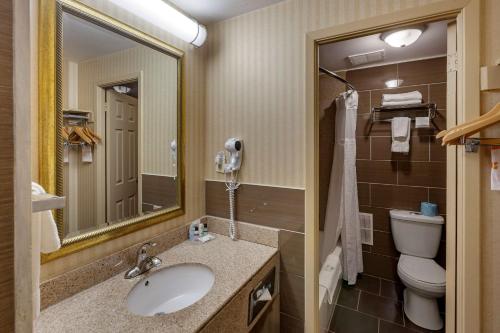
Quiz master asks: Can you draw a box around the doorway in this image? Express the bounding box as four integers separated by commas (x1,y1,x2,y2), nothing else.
304,1,481,332
105,84,139,223
317,19,451,333
95,74,143,226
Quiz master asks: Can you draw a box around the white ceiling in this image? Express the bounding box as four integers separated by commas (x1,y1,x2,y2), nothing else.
169,0,286,24
319,21,448,72
63,12,138,62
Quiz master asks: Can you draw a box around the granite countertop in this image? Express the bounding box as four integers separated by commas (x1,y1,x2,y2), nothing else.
36,235,277,333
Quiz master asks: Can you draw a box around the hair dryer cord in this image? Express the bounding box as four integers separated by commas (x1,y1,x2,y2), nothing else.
225,176,239,240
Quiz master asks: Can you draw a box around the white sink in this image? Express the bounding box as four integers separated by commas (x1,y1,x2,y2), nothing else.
126,263,215,316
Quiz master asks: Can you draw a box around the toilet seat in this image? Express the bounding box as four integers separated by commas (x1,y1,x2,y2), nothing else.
398,255,445,293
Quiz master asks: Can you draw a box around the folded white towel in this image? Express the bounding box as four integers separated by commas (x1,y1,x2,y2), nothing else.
392,117,409,139
392,117,411,153
64,145,69,163
81,144,93,163
319,247,342,304
382,91,423,102
382,99,423,106
31,182,61,253
491,148,500,191
415,116,430,128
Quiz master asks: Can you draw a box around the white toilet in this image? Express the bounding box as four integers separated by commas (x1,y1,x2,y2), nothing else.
390,210,445,331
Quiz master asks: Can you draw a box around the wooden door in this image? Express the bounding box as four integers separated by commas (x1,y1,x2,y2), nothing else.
106,89,139,223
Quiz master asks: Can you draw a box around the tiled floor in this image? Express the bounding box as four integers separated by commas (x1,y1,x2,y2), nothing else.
329,274,445,333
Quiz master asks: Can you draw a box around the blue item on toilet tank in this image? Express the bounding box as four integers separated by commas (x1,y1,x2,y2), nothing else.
420,202,438,217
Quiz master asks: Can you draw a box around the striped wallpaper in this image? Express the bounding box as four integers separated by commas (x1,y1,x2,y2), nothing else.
64,45,179,232
205,0,445,188
79,45,179,177
41,0,206,280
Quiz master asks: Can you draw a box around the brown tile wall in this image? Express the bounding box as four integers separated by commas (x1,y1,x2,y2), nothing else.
347,57,447,281
0,0,14,331
205,181,305,331
142,174,178,208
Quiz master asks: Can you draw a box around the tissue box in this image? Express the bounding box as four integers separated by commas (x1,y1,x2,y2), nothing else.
420,202,438,217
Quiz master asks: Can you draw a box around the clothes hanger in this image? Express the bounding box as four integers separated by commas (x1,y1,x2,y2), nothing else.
437,102,500,140
63,124,101,146
73,127,93,144
441,102,500,145
83,126,101,144
61,127,70,141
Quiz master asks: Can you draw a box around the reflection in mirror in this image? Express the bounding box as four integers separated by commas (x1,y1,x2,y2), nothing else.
61,11,179,239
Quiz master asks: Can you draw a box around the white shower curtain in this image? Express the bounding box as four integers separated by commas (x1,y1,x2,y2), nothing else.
321,90,363,285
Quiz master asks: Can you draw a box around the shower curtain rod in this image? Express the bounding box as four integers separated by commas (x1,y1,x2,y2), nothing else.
319,67,356,91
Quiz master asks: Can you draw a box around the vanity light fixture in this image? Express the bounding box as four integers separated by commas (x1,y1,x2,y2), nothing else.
381,26,425,48
385,79,404,88
108,0,207,47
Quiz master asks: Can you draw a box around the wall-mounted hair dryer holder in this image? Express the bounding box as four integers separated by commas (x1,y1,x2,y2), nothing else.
214,138,243,241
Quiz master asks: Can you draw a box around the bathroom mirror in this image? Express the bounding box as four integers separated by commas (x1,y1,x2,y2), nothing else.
39,0,185,261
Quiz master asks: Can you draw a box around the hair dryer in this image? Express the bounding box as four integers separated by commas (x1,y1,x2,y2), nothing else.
223,138,243,173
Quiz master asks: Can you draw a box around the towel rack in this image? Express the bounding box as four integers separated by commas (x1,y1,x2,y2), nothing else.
367,103,440,134
63,141,87,147
32,193,66,212
63,109,93,124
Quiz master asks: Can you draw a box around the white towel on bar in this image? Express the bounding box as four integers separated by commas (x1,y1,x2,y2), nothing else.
382,91,423,102
382,99,423,106
392,117,411,153
392,117,409,139
491,148,500,191
81,144,93,163
31,182,61,253
32,182,61,318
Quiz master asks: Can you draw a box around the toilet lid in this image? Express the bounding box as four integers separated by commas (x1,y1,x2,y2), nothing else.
398,255,445,286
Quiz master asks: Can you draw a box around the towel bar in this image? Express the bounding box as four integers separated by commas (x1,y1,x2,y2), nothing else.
366,103,439,135
32,194,66,213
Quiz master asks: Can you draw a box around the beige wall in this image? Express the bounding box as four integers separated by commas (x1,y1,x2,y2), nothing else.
480,0,500,331
40,0,206,281
78,45,179,177
61,45,180,234
205,0,445,188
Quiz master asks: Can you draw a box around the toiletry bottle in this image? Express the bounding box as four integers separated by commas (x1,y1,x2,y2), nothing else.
189,222,195,240
189,221,200,241
194,226,199,241
203,223,208,235
199,221,205,237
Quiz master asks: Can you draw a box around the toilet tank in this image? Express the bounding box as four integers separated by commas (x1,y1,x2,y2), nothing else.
390,210,444,258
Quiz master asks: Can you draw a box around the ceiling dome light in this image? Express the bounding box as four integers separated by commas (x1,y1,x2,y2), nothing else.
113,86,132,94
109,0,207,47
381,26,425,48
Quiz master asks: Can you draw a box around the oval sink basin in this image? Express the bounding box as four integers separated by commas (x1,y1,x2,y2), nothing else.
127,263,215,316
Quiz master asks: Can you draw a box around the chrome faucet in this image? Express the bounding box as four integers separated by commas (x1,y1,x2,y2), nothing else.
124,242,162,279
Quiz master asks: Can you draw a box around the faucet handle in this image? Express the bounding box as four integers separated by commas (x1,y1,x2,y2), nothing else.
138,242,157,252
136,242,157,262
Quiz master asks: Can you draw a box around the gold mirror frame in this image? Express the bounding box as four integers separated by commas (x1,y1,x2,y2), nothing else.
39,0,185,262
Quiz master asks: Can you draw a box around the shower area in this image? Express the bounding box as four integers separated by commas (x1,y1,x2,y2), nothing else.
317,20,449,332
